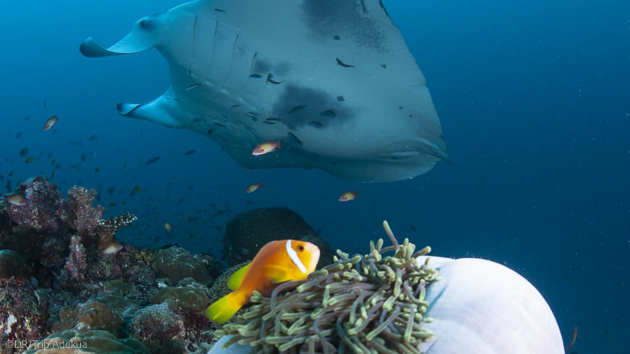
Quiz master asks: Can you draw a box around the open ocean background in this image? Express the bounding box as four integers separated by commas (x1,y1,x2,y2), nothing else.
1,0,628,353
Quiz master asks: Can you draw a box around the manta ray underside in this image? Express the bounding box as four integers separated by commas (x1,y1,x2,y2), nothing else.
80,0,448,182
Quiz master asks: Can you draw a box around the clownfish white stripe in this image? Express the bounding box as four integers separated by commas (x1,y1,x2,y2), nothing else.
286,240,307,273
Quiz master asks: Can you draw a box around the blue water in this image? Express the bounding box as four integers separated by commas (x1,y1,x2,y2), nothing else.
1,0,628,353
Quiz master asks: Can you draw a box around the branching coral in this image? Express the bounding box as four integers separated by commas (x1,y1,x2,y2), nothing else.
96,212,137,249
218,222,439,353
67,186,104,244
64,235,87,282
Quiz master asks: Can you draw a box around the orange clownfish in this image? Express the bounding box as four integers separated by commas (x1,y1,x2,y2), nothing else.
338,191,358,202
246,183,262,193
205,239,320,324
252,141,280,156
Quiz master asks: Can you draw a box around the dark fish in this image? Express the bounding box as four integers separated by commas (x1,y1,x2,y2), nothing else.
214,8,226,12
336,58,355,68
177,197,184,205
19,148,28,158
263,117,281,125
409,224,417,233
25,157,36,163
16,132,22,138
288,105,306,114
43,99,47,109
50,169,55,180
337,96,345,102
308,121,323,127
6,180,11,192
249,74,262,78
266,73,283,84
381,64,387,68
145,156,161,165
109,202,117,207
23,116,30,121
207,129,214,135
184,149,196,156
94,167,100,172
89,134,98,142
81,154,86,162
320,109,338,118
107,186,115,196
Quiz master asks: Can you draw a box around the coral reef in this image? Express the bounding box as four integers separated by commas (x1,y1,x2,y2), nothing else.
0,278,48,353
218,235,438,353
24,329,149,354
96,212,137,249
0,250,30,281
64,235,87,282
151,280,211,312
129,301,217,354
152,246,213,286
54,298,126,334
2,176,70,235
66,186,103,245
0,177,380,354
223,207,335,266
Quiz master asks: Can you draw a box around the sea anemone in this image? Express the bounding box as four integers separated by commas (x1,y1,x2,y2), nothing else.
217,221,439,353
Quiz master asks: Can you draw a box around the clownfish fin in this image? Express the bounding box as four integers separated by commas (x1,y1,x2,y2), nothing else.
227,263,251,290
205,292,244,324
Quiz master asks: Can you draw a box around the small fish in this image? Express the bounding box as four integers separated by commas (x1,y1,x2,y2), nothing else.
409,224,417,233
19,148,28,158
186,83,200,91
252,141,280,156
338,191,359,202
246,183,262,193
43,115,58,131
4,193,27,206
50,169,56,180
94,167,100,172
25,157,37,163
184,149,196,156
99,243,123,257
336,58,355,68
287,105,306,114
266,73,283,84
51,159,55,165
145,156,161,165
565,326,578,351
164,222,174,231
205,239,320,324
133,186,142,193
109,202,117,207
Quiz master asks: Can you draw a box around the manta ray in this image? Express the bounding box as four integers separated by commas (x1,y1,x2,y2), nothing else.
81,0,447,182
